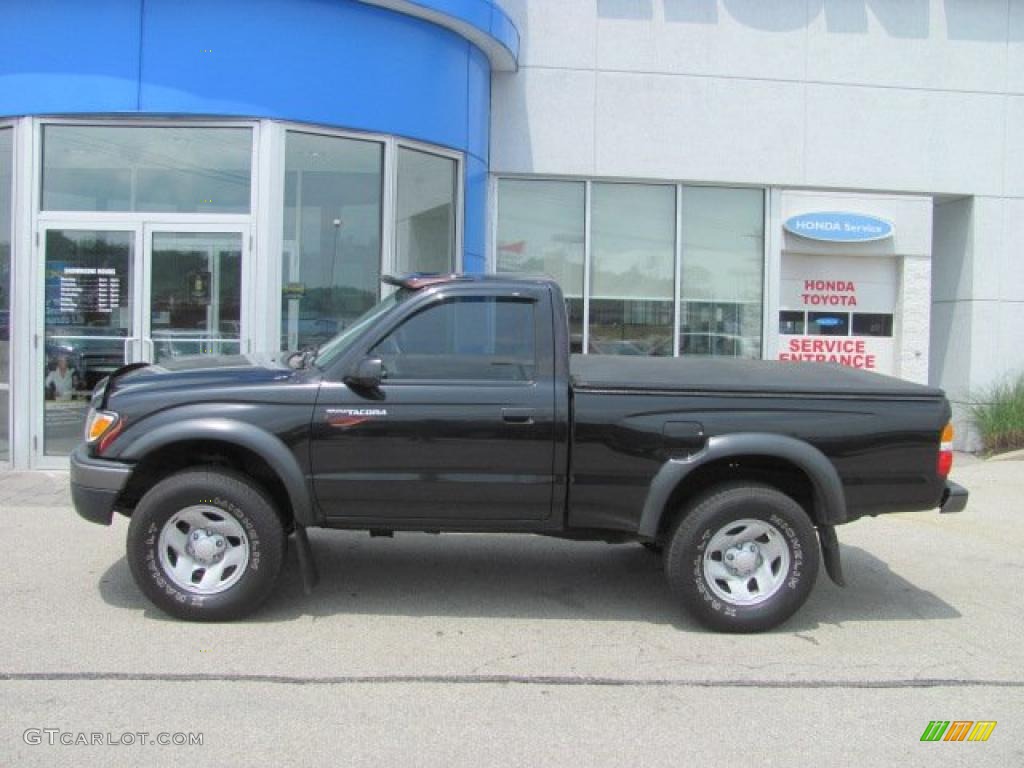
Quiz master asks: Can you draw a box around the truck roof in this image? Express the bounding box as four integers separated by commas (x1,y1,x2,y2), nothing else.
381,273,557,291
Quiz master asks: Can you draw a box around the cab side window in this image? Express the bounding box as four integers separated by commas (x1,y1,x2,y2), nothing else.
371,297,536,382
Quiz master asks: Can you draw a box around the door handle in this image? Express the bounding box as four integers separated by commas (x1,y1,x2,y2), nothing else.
502,408,535,424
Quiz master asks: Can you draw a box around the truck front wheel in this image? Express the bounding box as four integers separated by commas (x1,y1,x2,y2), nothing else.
126,468,287,621
665,483,820,633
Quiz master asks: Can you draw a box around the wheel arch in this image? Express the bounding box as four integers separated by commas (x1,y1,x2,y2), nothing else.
638,433,847,541
115,419,316,527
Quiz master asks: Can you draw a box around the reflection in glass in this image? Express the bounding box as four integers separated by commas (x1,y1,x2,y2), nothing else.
151,232,242,363
566,298,584,354
42,126,252,213
852,313,893,337
680,187,763,358
282,132,383,351
44,230,134,456
0,128,11,460
807,312,850,336
779,310,805,335
589,183,675,356
496,179,585,352
395,147,456,276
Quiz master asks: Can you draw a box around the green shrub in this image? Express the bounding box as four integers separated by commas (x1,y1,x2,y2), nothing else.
969,373,1024,455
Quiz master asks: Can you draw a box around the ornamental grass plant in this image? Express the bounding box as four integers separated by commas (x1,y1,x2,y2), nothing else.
969,372,1024,455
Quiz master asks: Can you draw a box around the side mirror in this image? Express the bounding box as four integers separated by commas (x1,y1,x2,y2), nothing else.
345,357,385,389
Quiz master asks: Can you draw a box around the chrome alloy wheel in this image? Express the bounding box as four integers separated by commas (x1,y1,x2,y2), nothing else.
157,505,250,595
702,518,791,606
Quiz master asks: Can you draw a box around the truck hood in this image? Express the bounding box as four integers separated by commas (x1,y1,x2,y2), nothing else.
570,355,944,398
97,354,309,408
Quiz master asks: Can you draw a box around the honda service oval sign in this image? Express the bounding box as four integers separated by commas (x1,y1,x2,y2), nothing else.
784,212,894,243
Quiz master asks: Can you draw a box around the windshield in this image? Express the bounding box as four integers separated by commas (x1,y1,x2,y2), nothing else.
313,290,409,369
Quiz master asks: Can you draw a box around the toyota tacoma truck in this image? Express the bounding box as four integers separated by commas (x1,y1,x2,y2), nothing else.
70,274,968,632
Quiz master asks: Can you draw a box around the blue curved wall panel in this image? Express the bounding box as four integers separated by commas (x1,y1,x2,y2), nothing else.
0,0,515,270
0,0,142,114
356,0,519,69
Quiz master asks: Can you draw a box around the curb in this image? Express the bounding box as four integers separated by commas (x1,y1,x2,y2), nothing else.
987,448,1024,462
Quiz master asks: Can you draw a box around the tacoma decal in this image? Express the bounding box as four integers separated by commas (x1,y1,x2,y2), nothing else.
325,408,387,429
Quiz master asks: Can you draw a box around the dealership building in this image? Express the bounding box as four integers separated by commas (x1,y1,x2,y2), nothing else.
1,0,1021,467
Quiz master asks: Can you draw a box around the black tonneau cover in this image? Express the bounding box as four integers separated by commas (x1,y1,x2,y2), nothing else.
570,354,944,398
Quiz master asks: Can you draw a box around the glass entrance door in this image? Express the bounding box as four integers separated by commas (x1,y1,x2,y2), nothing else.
145,228,247,365
34,224,250,465
39,227,141,461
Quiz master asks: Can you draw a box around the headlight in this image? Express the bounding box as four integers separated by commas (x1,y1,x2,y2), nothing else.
84,409,120,446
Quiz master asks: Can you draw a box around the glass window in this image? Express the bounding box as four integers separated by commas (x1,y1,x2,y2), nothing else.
395,147,456,276
151,232,242,363
281,131,383,351
680,187,763,359
807,312,850,336
315,290,408,370
0,127,11,461
43,230,134,456
42,125,252,213
372,297,536,382
496,179,585,352
494,178,767,360
852,313,893,337
589,183,675,357
779,311,805,335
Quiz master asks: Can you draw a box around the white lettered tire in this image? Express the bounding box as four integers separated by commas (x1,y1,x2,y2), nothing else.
665,483,820,633
126,468,287,621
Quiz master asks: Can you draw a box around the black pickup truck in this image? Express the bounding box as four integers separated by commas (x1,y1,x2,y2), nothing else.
70,274,967,632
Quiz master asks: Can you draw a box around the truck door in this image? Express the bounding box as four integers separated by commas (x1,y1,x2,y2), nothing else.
311,290,557,523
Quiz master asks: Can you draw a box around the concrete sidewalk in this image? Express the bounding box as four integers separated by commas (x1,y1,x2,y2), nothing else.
0,454,1020,767
0,469,70,508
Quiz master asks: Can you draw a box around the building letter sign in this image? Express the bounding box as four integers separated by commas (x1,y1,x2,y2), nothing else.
784,212,894,243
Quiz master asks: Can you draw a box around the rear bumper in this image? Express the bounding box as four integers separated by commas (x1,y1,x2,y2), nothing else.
69,444,132,526
939,481,969,514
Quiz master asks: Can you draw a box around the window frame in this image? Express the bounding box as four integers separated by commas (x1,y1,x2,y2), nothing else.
368,294,541,386
25,118,462,358
851,312,895,338
0,121,15,466
280,128,387,353
271,122,464,350
34,118,260,224
393,144,462,279
492,174,767,360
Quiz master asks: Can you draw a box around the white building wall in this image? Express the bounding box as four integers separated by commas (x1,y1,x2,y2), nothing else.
493,0,1024,447
776,189,933,384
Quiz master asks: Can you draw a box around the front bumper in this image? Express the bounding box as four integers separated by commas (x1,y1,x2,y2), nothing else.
939,481,969,514
69,444,132,525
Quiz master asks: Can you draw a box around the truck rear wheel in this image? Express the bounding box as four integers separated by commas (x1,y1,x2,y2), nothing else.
126,468,287,621
665,483,819,633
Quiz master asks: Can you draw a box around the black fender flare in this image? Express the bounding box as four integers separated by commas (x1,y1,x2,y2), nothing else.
637,432,848,539
119,418,316,526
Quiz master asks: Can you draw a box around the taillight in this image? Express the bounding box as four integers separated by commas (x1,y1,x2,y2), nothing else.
937,422,954,476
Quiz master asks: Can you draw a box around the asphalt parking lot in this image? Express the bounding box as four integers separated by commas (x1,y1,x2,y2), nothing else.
1,455,1021,767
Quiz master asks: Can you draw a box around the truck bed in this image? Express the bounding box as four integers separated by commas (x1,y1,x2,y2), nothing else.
570,354,944,399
